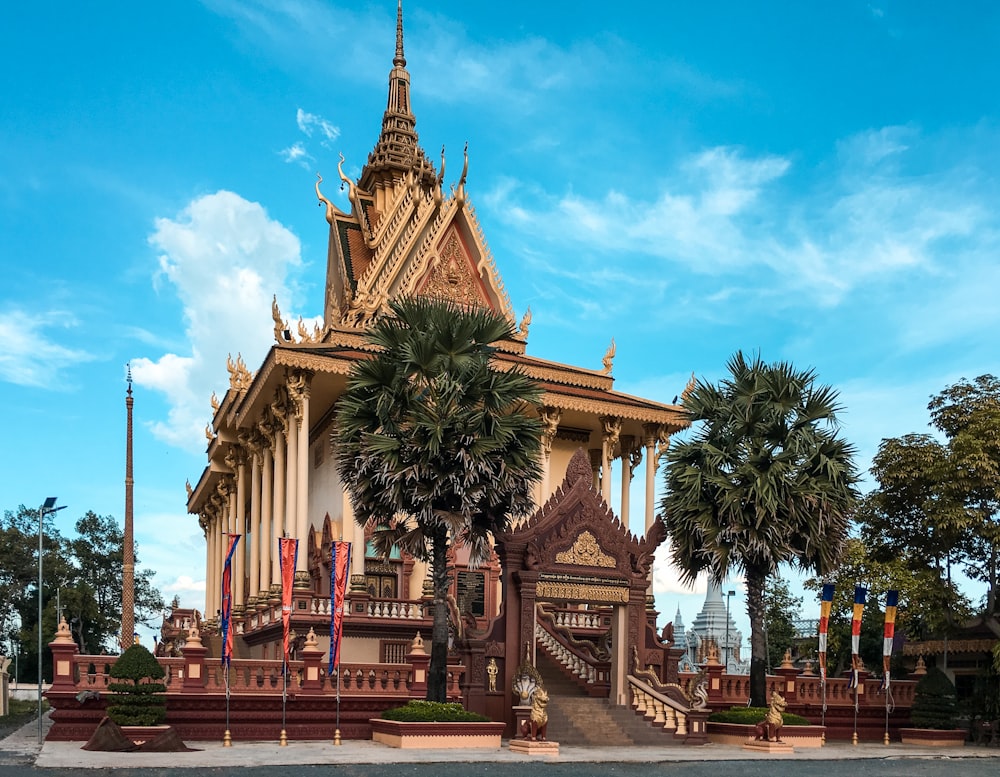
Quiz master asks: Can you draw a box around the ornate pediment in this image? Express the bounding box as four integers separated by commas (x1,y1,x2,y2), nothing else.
555,531,616,568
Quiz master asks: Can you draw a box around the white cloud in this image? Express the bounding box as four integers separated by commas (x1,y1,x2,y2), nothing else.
487,128,998,319
0,307,95,387
132,191,302,452
279,141,314,168
295,108,340,144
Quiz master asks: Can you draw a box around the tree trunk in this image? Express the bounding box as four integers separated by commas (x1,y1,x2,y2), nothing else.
746,567,768,707
427,526,450,702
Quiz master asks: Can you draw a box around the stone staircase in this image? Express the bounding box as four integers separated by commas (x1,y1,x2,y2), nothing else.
536,651,678,746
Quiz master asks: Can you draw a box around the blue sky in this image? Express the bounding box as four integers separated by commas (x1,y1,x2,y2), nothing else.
2,1,999,648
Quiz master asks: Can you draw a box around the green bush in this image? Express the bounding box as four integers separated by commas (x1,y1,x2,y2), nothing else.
106,644,167,727
380,701,489,722
910,666,958,730
708,706,812,726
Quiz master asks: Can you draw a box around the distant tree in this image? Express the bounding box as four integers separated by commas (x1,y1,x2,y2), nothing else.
763,575,802,670
661,352,860,706
859,375,1000,638
335,297,543,702
0,505,164,681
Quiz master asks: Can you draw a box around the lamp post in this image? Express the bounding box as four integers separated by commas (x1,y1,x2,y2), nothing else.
37,497,66,743
724,589,736,671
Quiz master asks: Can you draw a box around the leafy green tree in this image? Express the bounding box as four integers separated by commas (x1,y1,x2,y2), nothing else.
763,575,802,670
335,297,543,701
859,375,1000,638
0,506,164,680
661,352,859,706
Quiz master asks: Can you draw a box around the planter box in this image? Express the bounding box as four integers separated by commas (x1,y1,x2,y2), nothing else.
707,721,826,748
121,725,171,745
370,719,506,749
899,727,967,747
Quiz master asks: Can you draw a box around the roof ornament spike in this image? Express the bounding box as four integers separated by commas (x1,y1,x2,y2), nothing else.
394,0,406,68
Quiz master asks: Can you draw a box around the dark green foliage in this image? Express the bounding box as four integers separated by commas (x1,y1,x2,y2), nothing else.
380,700,489,722
661,352,859,706
910,666,958,730
708,706,811,726
336,297,543,702
764,576,803,670
1,506,165,680
106,644,167,726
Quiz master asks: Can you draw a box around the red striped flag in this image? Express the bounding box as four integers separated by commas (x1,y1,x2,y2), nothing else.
278,536,298,666
220,533,241,666
329,541,352,673
849,585,867,689
881,590,898,691
818,583,835,682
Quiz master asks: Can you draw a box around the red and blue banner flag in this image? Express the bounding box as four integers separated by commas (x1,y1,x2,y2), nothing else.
220,533,241,666
881,590,899,691
278,536,298,666
849,585,867,689
818,583,835,683
329,541,352,674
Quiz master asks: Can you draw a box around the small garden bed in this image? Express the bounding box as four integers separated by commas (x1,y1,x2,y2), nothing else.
707,707,824,748
371,701,504,749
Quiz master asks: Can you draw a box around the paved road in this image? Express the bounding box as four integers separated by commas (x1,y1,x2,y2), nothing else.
1,761,999,777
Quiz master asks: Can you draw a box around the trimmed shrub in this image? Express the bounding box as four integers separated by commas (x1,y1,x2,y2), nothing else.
910,666,958,730
708,706,812,726
106,644,167,727
380,701,489,722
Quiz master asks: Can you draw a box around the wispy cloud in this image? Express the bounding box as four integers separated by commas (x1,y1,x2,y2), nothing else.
279,141,314,168
0,307,95,387
486,125,998,327
296,108,339,143
131,190,302,452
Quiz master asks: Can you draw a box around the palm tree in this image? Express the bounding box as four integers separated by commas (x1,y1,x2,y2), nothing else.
335,296,543,701
660,351,859,706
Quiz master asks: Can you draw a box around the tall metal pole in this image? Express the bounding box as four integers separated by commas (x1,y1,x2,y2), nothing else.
121,365,135,650
725,590,735,670
37,498,65,744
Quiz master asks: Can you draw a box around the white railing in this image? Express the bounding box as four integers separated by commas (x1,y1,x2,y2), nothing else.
536,622,597,684
628,675,690,736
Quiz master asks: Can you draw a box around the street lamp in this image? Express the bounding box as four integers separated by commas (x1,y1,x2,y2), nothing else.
37,497,66,743
724,589,736,671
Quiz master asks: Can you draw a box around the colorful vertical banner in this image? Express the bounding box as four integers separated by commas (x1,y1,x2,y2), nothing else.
817,583,835,683
849,585,867,689
220,533,241,666
329,541,353,674
278,537,299,666
881,590,899,691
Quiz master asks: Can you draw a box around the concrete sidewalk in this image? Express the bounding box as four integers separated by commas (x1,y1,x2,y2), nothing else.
3,715,1000,769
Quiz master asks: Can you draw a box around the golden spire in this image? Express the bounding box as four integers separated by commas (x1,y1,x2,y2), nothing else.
394,0,405,68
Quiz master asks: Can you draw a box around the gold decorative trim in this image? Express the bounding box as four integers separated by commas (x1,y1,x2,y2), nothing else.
555,531,616,568
536,581,628,604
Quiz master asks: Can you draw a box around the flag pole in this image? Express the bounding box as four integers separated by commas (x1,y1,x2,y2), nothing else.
223,663,232,747
330,539,351,745
280,657,288,747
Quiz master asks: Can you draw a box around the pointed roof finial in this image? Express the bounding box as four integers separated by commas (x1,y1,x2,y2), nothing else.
126,362,133,397
394,0,406,68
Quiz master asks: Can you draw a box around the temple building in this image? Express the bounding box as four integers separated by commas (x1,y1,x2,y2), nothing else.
184,1,687,693
683,583,747,675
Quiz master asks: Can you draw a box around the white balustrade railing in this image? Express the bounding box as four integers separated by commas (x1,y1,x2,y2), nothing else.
628,676,689,736
536,623,596,683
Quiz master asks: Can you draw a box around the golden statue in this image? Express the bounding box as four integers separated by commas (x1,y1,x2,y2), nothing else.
486,657,498,693
520,686,549,741
753,690,787,742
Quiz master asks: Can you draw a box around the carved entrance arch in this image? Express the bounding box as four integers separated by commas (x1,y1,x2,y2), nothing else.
494,448,666,708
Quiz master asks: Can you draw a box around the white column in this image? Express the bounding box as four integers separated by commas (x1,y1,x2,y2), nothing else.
600,416,621,505
249,446,262,602
284,414,298,570
294,377,310,574
272,422,287,588
539,406,560,510
260,442,274,597
643,424,659,533
235,455,247,606
620,436,634,531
